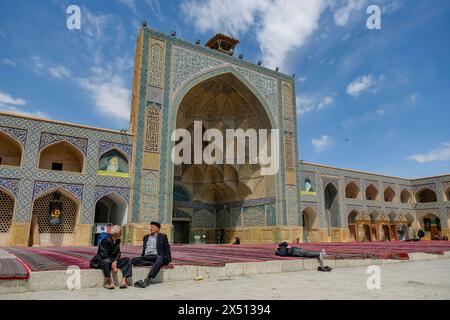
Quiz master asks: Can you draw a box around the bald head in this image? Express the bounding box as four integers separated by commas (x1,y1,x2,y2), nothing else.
110,225,122,239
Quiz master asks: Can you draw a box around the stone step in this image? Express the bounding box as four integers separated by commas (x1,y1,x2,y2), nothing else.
1,251,449,295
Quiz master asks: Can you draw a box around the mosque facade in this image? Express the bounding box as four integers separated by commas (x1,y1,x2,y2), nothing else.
0,25,449,247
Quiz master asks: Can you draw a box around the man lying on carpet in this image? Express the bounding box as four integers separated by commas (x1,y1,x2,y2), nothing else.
90,225,133,289
132,221,172,288
275,242,332,272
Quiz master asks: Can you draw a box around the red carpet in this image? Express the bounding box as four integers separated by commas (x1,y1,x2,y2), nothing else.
2,241,450,275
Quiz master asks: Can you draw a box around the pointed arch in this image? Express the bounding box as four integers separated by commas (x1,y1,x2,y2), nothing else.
98,148,129,177
346,181,360,199
0,131,23,167
415,187,437,203
30,188,80,246
0,186,15,235
384,187,396,202
38,140,84,173
400,189,411,203
94,192,128,228
347,210,359,242
366,184,379,201
324,183,339,236
444,187,450,202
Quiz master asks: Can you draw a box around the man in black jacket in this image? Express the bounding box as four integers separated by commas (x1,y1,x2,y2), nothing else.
132,221,171,288
90,225,132,289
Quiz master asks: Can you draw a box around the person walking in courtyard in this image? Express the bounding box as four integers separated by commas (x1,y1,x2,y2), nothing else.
132,221,172,288
90,225,132,289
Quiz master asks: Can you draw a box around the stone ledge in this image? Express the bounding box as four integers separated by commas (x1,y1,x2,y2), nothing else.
1,253,449,295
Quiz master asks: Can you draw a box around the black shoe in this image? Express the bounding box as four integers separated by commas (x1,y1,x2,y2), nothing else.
133,278,151,288
318,266,332,272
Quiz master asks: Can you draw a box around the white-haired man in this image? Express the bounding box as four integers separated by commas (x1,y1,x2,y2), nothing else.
90,225,132,289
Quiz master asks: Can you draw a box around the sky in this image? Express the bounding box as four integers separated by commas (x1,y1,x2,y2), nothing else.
0,0,449,179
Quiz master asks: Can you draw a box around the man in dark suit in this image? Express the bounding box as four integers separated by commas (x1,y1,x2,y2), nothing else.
132,221,171,288
90,225,132,289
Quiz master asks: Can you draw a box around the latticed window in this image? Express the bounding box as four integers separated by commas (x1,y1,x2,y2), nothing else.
0,190,14,233
34,192,78,234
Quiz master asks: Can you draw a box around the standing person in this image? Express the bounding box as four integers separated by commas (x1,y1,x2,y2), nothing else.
132,221,171,288
90,225,132,289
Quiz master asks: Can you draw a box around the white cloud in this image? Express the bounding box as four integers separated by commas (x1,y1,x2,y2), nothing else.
318,96,334,109
312,135,331,152
48,65,71,79
31,56,44,74
78,66,131,121
0,104,50,119
29,56,71,80
407,143,450,163
0,91,50,119
0,91,27,106
334,0,367,26
409,92,420,104
181,0,328,69
297,94,334,115
145,0,163,20
346,74,383,96
117,0,136,11
2,58,16,67
382,0,402,14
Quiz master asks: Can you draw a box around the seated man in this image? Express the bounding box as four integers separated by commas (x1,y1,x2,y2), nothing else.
275,242,332,272
90,225,132,289
132,221,171,288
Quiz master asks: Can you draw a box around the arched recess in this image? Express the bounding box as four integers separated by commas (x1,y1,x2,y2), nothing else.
415,188,437,203
347,210,358,242
346,181,360,199
379,223,391,241
94,192,128,226
29,188,80,246
0,131,22,167
38,141,84,173
366,184,379,201
324,183,339,237
384,187,396,202
171,69,276,239
0,187,15,246
93,192,128,245
98,149,129,177
400,189,411,203
302,207,319,242
445,187,450,201
419,213,442,240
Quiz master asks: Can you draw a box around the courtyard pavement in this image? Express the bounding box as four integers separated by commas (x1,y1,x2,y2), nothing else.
1,259,449,300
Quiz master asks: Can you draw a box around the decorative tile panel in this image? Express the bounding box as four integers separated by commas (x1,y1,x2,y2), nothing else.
94,186,130,204
0,178,20,197
144,105,161,153
98,141,132,160
140,170,160,223
172,46,224,95
243,205,265,227
39,132,88,155
148,43,164,88
284,132,294,172
0,126,27,145
234,65,278,120
33,181,84,201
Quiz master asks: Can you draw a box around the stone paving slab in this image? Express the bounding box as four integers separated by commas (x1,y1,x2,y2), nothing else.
1,251,449,295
